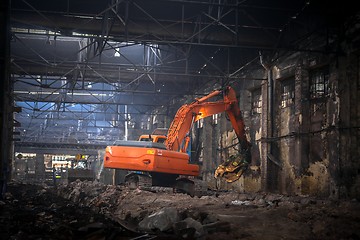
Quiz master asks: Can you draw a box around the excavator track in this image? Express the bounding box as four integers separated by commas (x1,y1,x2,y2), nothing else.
124,172,152,190
175,177,208,197
124,172,208,197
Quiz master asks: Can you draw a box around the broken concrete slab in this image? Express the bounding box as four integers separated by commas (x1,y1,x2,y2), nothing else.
138,207,180,232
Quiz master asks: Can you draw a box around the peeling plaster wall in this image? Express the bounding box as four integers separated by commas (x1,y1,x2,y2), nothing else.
234,9,354,197
268,57,337,197
264,46,359,198
301,160,330,197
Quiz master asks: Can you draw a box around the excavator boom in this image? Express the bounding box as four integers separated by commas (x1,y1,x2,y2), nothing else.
164,86,250,182
165,86,249,152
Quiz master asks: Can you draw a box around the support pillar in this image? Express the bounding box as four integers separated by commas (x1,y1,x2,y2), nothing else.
0,0,11,199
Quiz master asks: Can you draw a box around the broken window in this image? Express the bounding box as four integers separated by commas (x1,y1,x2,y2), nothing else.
310,66,329,99
281,78,295,108
251,88,262,115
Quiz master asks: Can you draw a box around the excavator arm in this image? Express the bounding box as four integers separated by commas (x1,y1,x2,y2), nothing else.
165,86,251,182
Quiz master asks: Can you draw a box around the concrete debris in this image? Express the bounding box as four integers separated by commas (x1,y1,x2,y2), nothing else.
2,180,360,239
138,207,180,232
54,180,360,239
173,217,205,239
0,182,142,240
231,200,252,206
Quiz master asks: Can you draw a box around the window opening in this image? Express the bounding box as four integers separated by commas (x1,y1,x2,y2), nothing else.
310,66,329,99
212,114,219,125
251,88,262,114
197,118,204,128
281,78,295,108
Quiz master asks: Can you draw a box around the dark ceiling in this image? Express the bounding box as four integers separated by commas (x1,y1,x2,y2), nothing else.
9,0,360,148
12,0,357,49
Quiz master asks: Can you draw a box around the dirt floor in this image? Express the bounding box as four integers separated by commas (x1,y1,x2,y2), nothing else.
1,180,360,240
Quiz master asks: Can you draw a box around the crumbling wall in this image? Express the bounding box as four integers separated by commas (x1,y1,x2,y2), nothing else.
262,47,359,198
266,55,337,197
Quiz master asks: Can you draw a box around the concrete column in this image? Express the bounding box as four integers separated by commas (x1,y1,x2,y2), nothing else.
260,78,269,191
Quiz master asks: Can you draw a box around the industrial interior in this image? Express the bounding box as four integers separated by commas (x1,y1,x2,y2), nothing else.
1,0,360,239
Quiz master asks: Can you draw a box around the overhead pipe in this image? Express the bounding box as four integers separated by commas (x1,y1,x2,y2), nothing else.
259,51,273,138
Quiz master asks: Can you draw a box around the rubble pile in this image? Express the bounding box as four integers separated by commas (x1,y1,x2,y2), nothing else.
0,181,141,240
1,180,360,239
57,180,232,239
56,180,360,240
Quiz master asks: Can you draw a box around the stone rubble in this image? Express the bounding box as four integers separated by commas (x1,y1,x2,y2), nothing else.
55,180,360,239
2,180,359,239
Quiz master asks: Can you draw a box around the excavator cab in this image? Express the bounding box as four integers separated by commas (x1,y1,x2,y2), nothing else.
138,134,167,144
138,128,168,144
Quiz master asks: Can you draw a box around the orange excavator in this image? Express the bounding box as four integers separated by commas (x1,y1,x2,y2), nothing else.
104,86,251,196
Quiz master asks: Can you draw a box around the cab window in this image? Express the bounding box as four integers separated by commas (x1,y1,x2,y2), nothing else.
156,138,166,143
